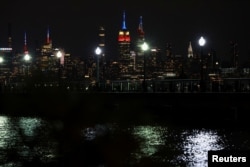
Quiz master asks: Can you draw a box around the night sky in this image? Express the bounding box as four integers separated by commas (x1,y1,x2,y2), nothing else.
1,0,250,64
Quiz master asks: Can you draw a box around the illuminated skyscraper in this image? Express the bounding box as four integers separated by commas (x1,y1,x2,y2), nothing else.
98,26,105,63
137,16,145,43
36,26,53,72
135,16,145,73
41,26,53,56
118,11,131,78
98,26,106,81
98,26,105,52
0,23,13,76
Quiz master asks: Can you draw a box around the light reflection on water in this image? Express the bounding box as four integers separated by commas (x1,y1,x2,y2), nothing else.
0,116,10,148
1,115,250,166
128,126,225,166
81,124,249,166
131,126,165,157
18,117,42,137
0,115,58,166
180,130,224,167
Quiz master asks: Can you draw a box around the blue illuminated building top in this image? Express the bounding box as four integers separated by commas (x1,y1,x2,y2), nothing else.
122,11,127,30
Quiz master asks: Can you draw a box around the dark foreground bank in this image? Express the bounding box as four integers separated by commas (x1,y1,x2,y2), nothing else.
0,92,249,127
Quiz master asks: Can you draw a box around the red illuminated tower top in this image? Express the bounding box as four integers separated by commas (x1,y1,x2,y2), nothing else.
24,31,28,54
41,26,53,56
118,11,130,42
137,16,144,40
46,26,52,45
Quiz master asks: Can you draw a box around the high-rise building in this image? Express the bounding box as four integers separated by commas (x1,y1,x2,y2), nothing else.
0,23,13,78
147,47,162,78
0,47,12,78
230,41,238,68
8,23,12,49
135,16,145,73
117,11,131,78
98,26,106,81
164,43,174,73
41,26,53,56
35,26,52,72
98,26,105,54
20,32,33,76
137,16,145,42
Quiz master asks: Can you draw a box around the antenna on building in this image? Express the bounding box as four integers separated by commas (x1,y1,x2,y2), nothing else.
8,23,12,48
187,41,193,58
24,31,28,54
138,16,145,40
47,26,51,44
122,11,127,30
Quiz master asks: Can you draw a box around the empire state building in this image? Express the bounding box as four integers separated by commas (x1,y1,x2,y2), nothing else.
118,11,131,76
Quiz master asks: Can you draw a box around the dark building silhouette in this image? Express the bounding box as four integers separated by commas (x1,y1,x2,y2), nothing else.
230,41,239,68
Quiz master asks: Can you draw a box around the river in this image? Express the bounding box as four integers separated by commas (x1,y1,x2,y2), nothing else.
1,113,249,167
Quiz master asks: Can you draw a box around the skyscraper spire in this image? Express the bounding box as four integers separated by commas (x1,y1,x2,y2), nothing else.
187,41,193,58
24,31,28,54
8,23,12,48
118,11,130,42
47,26,50,44
138,16,145,40
122,11,127,30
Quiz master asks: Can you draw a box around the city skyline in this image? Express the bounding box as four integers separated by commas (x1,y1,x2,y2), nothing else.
1,0,250,64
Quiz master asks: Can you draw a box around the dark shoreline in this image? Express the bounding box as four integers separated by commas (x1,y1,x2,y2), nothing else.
1,92,249,128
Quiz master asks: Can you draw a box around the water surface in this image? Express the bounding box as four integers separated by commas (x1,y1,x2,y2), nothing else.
1,115,249,167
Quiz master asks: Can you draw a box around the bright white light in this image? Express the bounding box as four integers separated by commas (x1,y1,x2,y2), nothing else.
180,130,224,167
24,54,31,61
95,47,102,55
0,116,10,148
56,51,62,58
141,42,149,51
199,36,206,46
0,57,3,63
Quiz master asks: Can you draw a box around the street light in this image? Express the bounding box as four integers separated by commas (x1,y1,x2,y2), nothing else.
141,42,149,92
198,36,206,47
198,36,206,92
95,47,102,83
24,53,31,61
0,56,3,80
56,50,62,58
0,56,3,63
